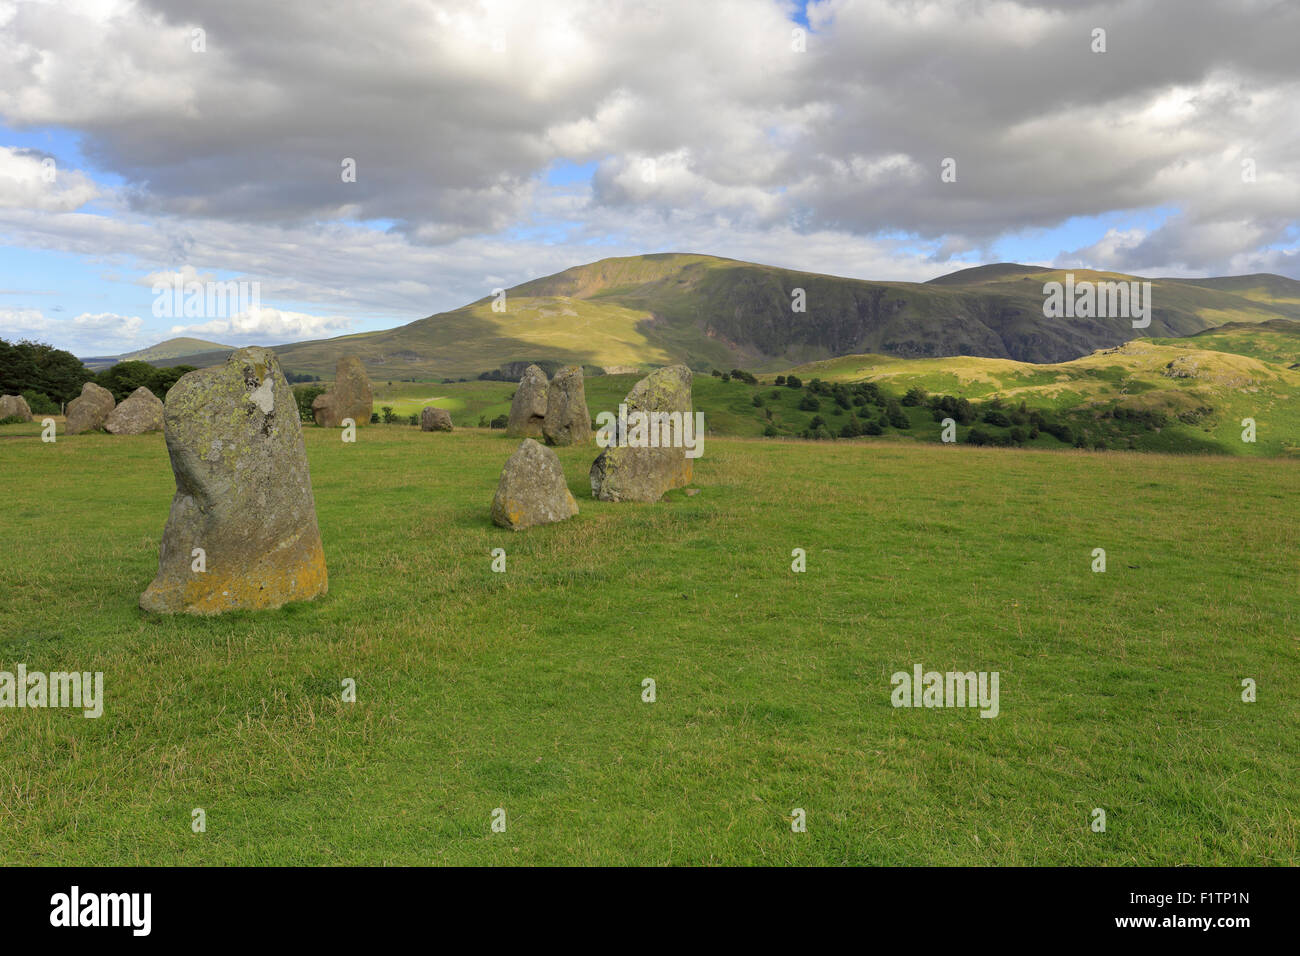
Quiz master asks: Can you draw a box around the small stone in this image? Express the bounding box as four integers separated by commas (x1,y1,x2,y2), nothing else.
491,438,579,530
312,356,373,427
420,406,453,431
506,364,549,438
65,382,116,434
0,394,33,422
105,386,164,434
543,365,592,446
590,365,694,503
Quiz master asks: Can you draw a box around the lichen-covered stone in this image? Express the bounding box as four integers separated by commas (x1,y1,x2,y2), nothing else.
65,382,115,434
420,406,453,431
105,386,164,434
590,365,694,503
543,365,592,446
0,394,33,422
140,347,328,615
491,439,578,530
505,364,549,438
312,355,373,427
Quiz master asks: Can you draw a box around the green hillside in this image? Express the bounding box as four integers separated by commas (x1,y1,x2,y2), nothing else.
154,255,1300,380
784,327,1300,456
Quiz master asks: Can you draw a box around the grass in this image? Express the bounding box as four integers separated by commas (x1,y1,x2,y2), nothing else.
0,422,1295,865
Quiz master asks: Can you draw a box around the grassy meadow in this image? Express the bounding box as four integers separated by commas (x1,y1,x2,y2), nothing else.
0,419,1295,865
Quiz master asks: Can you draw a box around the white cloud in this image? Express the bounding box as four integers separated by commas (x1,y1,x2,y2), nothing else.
0,308,145,353
0,146,100,211
170,307,351,345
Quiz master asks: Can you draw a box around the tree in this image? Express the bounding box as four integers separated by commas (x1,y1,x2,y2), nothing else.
798,394,820,411
886,399,910,429
752,394,764,407
774,375,786,386
784,375,802,389
902,385,928,407
381,406,397,424
0,338,94,404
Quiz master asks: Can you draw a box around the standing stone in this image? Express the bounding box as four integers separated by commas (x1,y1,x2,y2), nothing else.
140,347,328,615
312,356,373,427
505,364,549,438
105,386,164,434
491,439,579,530
420,406,453,431
543,365,592,446
0,394,33,422
65,382,116,434
590,365,694,503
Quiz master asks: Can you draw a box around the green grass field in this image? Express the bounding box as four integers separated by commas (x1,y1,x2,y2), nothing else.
0,422,1295,865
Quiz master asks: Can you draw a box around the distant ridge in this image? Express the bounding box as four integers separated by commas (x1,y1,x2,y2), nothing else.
83,336,232,370
133,255,1300,379
924,262,1055,285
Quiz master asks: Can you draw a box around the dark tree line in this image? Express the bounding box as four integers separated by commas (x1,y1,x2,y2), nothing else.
0,338,196,410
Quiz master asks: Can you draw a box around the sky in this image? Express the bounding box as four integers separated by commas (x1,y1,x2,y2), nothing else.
1,0,1298,357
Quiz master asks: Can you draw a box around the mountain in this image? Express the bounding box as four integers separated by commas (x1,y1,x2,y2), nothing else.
82,336,232,370
146,255,1300,379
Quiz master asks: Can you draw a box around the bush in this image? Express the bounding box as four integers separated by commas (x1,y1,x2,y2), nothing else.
752,394,764,407
730,369,757,385
863,420,883,436
784,375,802,389
21,390,58,415
0,415,25,426
886,400,910,429
902,385,928,407
408,414,419,426
380,406,397,424
369,412,380,424
967,427,991,446
982,410,1012,428
293,384,326,423
798,394,820,412
774,375,786,386
490,414,508,429
478,416,488,428
762,423,778,437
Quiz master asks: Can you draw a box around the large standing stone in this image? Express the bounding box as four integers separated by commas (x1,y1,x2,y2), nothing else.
543,365,592,446
105,386,164,434
420,406,453,431
590,365,694,503
0,394,33,422
140,347,328,615
312,356,373,427
505,364,549,438
491,439,579,530
65,382,116,434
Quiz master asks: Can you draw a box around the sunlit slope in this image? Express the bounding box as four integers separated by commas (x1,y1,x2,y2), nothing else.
786,335,1300,455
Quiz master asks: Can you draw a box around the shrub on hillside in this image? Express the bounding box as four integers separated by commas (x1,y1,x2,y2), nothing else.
886,400,910,429
798,394,820,411
490,414,508,429
784,375,802,389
